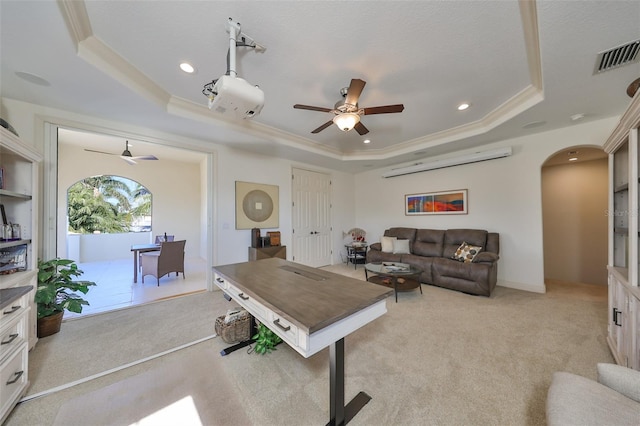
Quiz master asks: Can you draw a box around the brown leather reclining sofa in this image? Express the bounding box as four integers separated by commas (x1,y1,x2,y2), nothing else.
366,227,500,296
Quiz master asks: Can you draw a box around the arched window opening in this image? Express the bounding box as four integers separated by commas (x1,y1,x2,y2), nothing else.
67,175,151,234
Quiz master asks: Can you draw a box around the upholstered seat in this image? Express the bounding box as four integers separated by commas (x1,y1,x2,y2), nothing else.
139,235,175,271
547,363,640,425
140,240,186,286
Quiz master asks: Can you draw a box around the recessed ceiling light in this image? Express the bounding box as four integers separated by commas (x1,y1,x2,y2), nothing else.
179,62,196,74
569,157,578,162
363,139,371,144
457,103,470,111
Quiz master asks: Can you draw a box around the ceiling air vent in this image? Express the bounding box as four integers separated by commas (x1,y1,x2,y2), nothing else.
594,39,640,74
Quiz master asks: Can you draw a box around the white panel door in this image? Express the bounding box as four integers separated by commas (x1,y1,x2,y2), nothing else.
292,168,332,267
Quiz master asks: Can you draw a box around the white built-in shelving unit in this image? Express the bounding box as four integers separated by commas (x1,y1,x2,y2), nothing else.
604,91,640,371
0,125,41,422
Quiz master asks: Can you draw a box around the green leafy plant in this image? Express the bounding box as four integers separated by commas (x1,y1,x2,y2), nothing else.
35,258,96,319
252,322,282,355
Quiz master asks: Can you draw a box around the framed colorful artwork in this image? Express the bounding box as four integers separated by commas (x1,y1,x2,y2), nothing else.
405,189,467,215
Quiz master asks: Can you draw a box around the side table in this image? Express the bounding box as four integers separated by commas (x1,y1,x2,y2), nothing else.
345,244,368,269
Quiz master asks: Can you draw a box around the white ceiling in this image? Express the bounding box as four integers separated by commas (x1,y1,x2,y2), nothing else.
1,1,639,172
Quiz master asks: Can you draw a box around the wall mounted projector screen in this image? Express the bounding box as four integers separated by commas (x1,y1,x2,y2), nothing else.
382,147,512,178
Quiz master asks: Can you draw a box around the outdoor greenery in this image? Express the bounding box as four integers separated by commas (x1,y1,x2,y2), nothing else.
67,175,151,234
36,258,96,319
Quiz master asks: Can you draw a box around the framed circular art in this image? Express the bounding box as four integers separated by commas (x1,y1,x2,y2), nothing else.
235,181,279,229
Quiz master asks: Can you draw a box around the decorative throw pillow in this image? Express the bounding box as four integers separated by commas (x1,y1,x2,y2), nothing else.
381,236,397,253
452,242,482,263
393,239,411,254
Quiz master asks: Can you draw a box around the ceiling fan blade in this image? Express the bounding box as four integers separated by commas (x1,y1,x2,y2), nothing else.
131,155,158,161
344,79,366,106
311,120,334,134
354,121,369,135
363,104,405,115
121,156,137,165
294,104,333,113
84,148,117,156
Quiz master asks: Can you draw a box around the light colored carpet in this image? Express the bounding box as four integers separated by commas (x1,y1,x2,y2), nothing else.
26,290,223,395
5,267,613,426
52,346,249,426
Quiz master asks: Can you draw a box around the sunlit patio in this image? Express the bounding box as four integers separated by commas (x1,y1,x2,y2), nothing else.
64,257,207,319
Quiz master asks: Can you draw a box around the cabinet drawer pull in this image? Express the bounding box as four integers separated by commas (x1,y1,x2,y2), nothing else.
613,308,623,326
1,333,19,345
273,318,290,332
6,370,23,385
238,293,250,301
3,305,20,315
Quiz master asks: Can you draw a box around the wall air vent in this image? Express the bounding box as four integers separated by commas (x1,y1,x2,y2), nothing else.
594,39,640,74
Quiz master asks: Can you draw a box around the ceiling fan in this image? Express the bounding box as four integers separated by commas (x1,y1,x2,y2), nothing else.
84,141,158,165
293,78,404,135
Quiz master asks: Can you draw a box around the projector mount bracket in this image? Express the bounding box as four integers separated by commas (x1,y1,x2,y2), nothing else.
202,17,265,102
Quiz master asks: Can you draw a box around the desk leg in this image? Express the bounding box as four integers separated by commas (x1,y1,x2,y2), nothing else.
133,251,138,283
328,338,371,426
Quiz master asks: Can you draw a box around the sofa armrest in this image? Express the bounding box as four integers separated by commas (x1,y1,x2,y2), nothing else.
597,363,640,402
472,252,499,263
369,242,382,251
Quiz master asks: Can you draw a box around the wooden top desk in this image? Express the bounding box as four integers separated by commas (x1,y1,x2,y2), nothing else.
213,258,393,425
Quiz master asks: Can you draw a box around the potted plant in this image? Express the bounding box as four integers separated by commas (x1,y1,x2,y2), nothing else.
252,322,282,355
35,258,96,337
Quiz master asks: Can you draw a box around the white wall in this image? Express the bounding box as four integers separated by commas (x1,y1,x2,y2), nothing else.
68,232,151,262
1,96,622,293
212,145,355,266
355,117,619,293
0,97,355,268
58,143,203,259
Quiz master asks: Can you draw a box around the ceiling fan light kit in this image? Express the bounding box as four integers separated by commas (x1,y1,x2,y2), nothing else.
294,78,404,135
202,18,265,120
333,113,360,132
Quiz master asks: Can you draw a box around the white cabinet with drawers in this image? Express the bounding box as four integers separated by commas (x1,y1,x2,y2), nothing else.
1,286,32,424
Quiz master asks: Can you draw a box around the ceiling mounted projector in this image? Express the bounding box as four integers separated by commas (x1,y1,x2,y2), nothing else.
202,18,265,120
207,76,264,119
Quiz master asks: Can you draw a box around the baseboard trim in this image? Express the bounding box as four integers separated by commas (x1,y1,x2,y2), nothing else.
497,279,546,294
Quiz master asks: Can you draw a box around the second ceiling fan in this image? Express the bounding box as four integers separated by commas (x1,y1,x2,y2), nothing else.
85,141,158,165
293,78,404,135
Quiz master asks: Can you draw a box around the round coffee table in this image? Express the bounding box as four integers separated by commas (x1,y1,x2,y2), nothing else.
364,262,422,303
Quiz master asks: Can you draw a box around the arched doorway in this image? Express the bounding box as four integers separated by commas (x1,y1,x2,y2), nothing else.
541,145,608,287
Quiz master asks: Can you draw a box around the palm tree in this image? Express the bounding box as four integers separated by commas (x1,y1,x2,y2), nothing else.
81,176,132,213
67,176,134,234
131,184,151,218
67,184,127,233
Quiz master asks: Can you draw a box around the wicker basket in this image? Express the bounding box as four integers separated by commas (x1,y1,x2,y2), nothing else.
215,313,252,344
